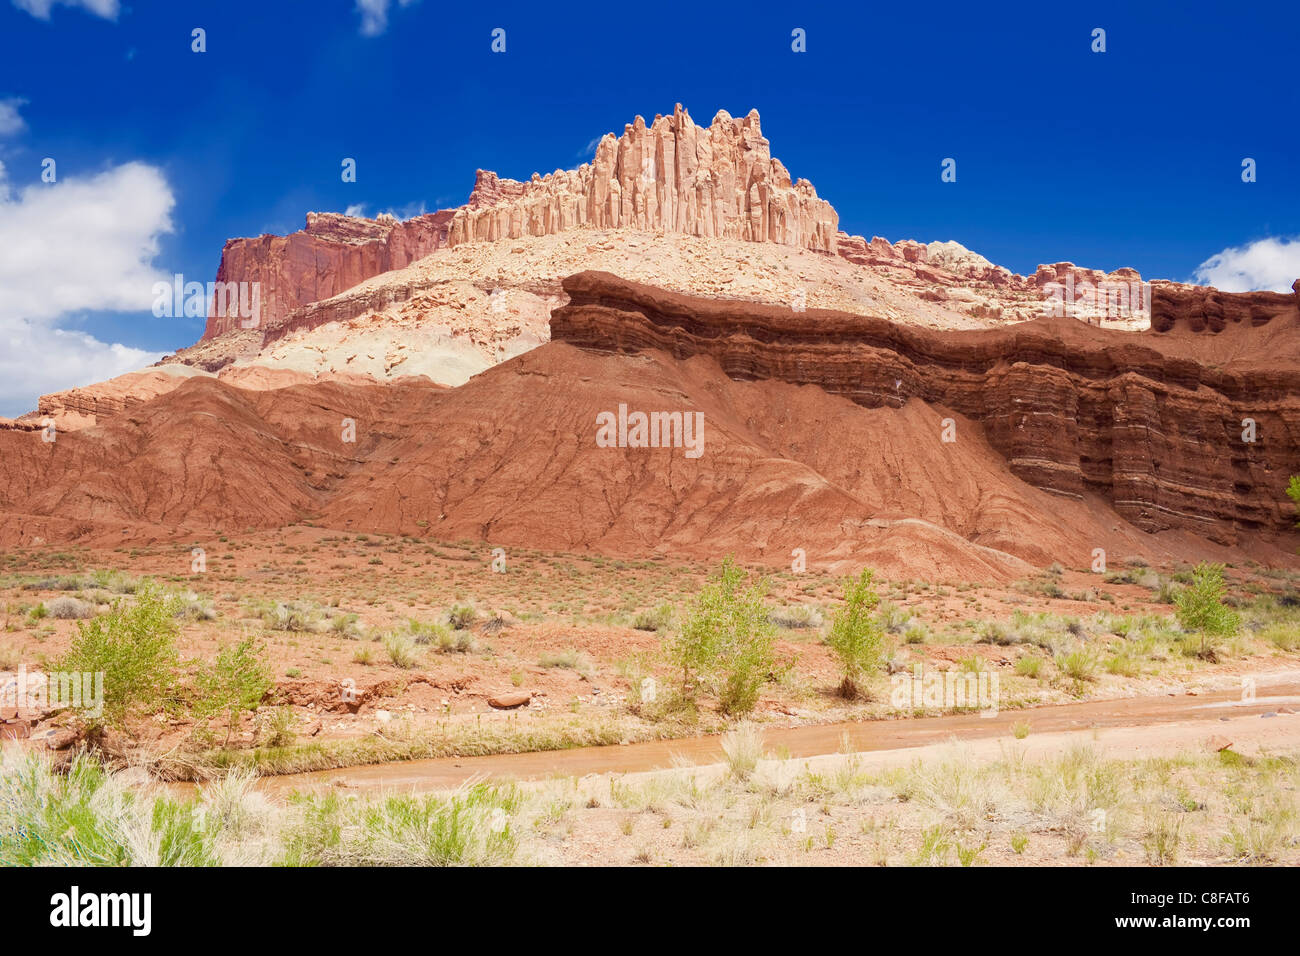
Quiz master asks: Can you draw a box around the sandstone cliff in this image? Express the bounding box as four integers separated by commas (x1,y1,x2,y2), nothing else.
552,271,1300,545
1149,281,1297,332
446,105,840,254
202,210,454,337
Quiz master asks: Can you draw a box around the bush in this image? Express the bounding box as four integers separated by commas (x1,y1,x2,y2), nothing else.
262,602,319,633
1015,655,1043,679
46,596,96,620
407,619,451,647
668,557,779,715
538,650,590,671
0,752,216,866
1288,475,1300,525
1174,563,1240,658
255,706,296,748
825,568,887,698
57,586,180,732
383,633,421,669
631,603,674,632
447,605,477,630
193,636,274,747
768,605,823,629
902,621,930,644
329,613,362,639
175,595,216,621
876,600,913,634
720,723,763,779
1055,649,1097,682
305,784,521,866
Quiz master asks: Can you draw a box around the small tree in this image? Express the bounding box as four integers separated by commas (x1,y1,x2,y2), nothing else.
1287,475,1300,525
826,568,887,698
1173,562,1240,659
193,635,274,747
58,585,180,734
669,557,778,715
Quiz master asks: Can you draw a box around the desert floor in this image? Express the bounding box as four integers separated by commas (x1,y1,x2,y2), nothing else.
2,528,1298,865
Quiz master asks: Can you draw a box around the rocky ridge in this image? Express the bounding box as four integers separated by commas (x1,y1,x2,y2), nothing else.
446,105,840,253
552,271,1300,544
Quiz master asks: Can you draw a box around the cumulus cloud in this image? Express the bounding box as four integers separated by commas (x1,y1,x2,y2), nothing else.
1192,237,1300,293
10,0,119,20
356,0,418,37
0,322,162,416
0,160,174,415
0,98,27,137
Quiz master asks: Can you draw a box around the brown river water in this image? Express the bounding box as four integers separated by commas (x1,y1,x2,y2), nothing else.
253,677,1300,797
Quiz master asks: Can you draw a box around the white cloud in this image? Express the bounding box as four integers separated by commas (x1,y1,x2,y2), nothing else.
10,0,119,20
0,160,174,415
342,201,427,220
356,0,418,37
0,321,162,417
383,200,426,220
575,137,602,160
0,98,27,137
1193,237,1300,293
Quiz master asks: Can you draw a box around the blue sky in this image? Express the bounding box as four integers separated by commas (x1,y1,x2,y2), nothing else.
0,0,1297,415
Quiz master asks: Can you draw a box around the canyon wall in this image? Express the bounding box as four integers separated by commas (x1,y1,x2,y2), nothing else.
202,210,454,338
552,271,1300,544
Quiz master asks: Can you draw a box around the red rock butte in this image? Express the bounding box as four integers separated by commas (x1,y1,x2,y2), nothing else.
4,103,1299,578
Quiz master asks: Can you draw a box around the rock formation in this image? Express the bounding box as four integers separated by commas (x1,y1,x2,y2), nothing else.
552,271,1300,544
1149,281,1296,333
202,210,454,337
5,270,1300,574
446,105,840,253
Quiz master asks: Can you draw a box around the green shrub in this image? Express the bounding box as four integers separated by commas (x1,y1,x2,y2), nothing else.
903,621,930,644
447,605,477,630
1173,563,1240,659
288,784,521,866
193,636,274,747
631,603,674,632
383,633,421,669
262,602,319,632
407,618,451,647
329,613,362,639
1055,649,1097,682
256,706,296,748
825,568,887,698
538,650,589,671
57,586,180,732
1015,655,1043,679
0,753,216,866
668,557,779,715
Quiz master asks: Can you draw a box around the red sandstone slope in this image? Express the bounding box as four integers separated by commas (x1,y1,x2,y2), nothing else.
2,275,1297,577
553,272,1300,545
0,348,1136,578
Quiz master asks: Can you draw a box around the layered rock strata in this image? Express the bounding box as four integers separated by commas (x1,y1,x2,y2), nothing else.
552,271,1300,543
